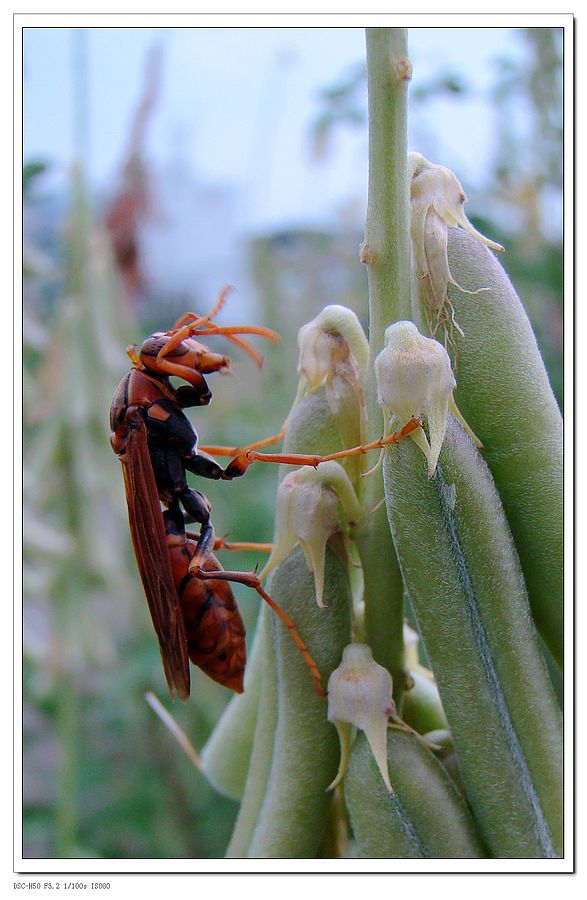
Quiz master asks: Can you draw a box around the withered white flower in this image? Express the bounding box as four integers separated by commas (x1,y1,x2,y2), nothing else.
409,152,503,355
260,461,363,608
327,643,396,793
375,321,481,477
297,304,369,391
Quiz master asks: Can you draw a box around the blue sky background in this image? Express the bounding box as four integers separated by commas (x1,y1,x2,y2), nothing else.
23,27,531,232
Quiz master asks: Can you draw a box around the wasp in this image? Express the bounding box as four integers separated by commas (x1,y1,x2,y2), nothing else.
110,289,421,700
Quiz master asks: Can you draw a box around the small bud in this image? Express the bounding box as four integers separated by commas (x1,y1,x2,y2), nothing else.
260,461,362,608
409,152,503,357
327,643,396,793
375,321,480,477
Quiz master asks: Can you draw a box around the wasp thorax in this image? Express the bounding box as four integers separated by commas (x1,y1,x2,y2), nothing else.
297,304,369,391
327,643,396,793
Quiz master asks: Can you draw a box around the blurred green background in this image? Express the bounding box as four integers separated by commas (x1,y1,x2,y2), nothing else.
22,26,563,859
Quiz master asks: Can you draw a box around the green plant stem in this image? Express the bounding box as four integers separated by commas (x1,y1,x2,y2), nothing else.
356,28,412,697
241,382,354,857
364,28,412,342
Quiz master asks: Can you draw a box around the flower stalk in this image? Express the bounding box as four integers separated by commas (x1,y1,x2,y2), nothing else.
355,27,412,696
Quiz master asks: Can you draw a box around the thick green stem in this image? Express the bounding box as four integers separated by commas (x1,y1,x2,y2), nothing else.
357,28,412,696
364,28,412,342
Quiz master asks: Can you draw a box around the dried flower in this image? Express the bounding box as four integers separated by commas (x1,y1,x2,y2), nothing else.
296,306,369,483
327,643,396,793
261,461,363,608
409,152,503,358
297,304,369,391
375,320,480,476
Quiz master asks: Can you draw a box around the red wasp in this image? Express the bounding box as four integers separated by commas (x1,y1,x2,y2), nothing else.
110,289,420,700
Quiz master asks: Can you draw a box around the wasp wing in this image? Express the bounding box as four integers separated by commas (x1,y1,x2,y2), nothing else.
120,409,191,701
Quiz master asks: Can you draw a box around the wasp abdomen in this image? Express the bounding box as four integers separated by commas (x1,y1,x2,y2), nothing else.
171,547,246,693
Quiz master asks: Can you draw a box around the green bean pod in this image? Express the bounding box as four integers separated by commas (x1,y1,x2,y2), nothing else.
425,228,563,667
286,347,406,699
401,668,448,735
284,386,343,460
383,418,562,857
247,546,353,858
201,608,267,801
225,606,278,858
423,729,467,798
345,729,487,858
208,384,343,811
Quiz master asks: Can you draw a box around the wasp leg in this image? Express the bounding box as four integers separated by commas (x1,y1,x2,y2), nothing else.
199,429,287,459
212,537,273,553
178,487,216,567
165,499,218,570
193,565,325,697
184,530,272,553
222,418,422,478
160,290,274,369
190,324,280,343
150,441,217,566
184,451,225,481
150,357,223,387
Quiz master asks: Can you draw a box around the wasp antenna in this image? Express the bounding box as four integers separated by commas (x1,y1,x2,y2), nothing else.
206,284,235,322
